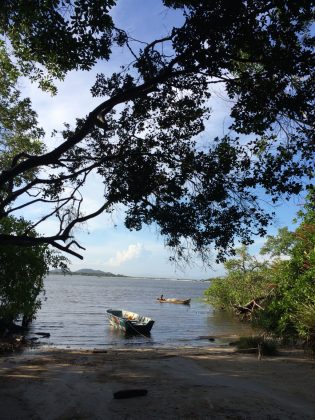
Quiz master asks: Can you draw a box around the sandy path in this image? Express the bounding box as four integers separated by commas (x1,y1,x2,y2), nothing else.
0,347,314,419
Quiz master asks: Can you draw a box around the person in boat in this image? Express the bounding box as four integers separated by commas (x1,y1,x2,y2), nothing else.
159,294,166,301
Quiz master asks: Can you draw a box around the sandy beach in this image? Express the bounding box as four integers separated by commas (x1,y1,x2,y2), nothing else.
1,346,315,419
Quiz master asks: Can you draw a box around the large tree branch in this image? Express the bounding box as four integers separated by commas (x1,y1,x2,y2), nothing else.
0,153,117,212
0,196,112,258
0,234,85,259
0,66,183,187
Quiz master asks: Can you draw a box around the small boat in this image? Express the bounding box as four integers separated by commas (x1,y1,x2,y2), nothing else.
106,309,154,335
157,298,191,305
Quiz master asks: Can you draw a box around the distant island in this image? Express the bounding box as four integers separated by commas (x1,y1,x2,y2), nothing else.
49,268,128,277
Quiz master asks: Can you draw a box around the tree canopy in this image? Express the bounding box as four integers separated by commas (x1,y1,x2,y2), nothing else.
0,1,314,263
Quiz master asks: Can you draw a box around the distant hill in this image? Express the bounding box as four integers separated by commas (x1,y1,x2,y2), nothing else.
49,268,127,277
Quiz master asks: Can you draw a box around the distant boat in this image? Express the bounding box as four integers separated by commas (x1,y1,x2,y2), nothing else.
106,309,154,335
157,298,191,305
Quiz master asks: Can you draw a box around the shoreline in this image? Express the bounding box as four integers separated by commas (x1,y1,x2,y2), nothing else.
1,345,314,419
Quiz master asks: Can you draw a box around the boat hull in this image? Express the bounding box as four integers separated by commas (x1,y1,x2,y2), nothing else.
106,309,154,335
157,298,191,305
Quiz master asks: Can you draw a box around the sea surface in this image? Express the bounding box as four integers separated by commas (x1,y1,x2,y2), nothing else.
28,275,254,349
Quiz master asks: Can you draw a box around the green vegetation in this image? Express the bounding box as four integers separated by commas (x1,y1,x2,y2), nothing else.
205,193,315,350
204,245,270,310
0,217,68,333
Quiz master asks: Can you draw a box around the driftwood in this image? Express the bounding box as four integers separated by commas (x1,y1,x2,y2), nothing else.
113,389,148,399
234,299,264,318
234,286,277,319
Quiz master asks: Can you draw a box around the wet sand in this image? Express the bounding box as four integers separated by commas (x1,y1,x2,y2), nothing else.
0,346,314,419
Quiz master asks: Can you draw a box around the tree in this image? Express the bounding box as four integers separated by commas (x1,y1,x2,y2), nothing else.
0,40,45,181
0,1,314,263
260,227,295,259
205,191,315,346
257,190,315,340
0,0,115,91
204,245,270,309
0,42,68,331
0,216,68,332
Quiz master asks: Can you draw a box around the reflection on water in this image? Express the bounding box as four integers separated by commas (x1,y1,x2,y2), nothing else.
207,309,257,342
107,327,153,347
28,275,255,349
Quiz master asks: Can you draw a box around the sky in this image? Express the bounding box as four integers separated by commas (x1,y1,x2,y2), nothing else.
20,1,305,279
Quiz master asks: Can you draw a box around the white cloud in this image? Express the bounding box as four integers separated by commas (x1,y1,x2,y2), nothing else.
106,243,143,267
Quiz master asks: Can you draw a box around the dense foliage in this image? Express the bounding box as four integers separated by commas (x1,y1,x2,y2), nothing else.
0,216,68,331
0,1,313,263
0,41,45,185
0,0,115,92
205,194,315,346
204,245,270,309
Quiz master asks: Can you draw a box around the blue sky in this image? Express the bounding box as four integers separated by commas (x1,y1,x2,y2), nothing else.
21,1,304,278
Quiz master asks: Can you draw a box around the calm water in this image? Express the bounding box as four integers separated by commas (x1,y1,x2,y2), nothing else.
28,275,254,349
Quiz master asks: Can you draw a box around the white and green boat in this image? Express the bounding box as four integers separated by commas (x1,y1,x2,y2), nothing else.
106,309,155,335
